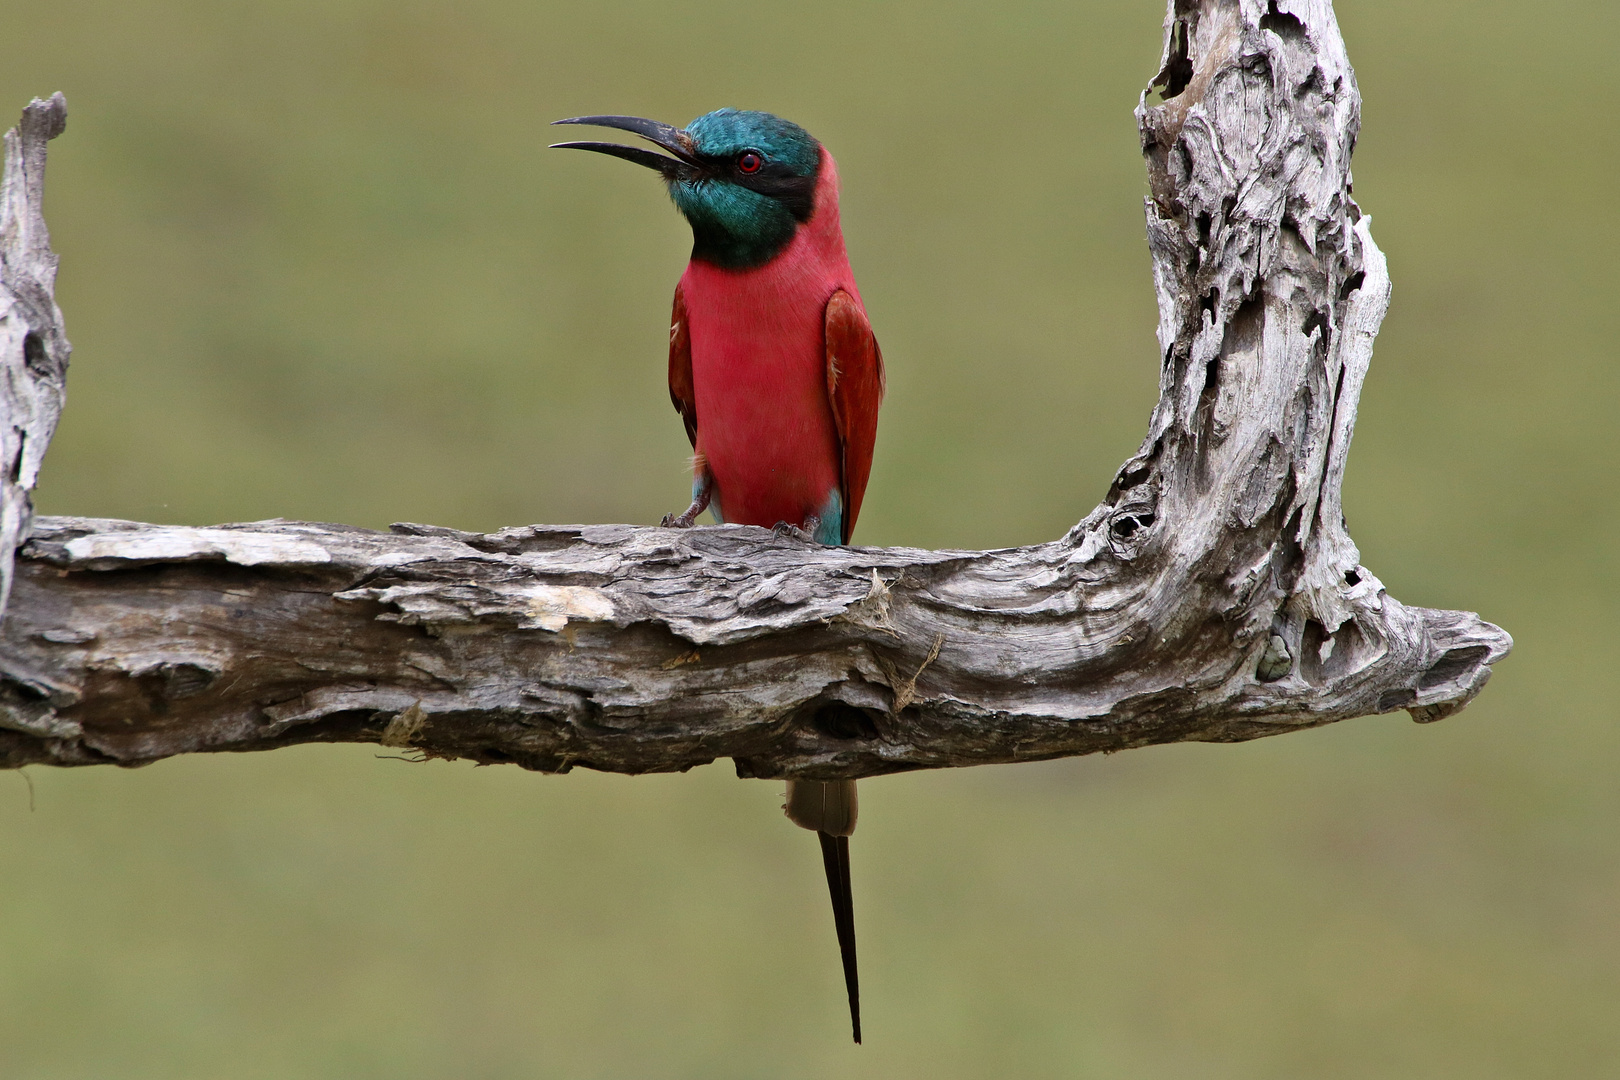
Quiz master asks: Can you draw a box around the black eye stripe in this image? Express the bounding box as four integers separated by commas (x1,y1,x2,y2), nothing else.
746,174,816,221
687,155,819,223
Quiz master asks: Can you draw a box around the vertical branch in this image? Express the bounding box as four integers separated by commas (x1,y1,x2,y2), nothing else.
0,93,71,621
1120,0,1411,700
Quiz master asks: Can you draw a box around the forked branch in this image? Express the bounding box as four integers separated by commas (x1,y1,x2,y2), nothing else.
0,3,1510,775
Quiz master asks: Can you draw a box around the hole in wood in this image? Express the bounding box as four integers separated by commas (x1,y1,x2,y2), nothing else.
1301,308,1329,342
1149,20,1194,103
22,332,50,377
808,701,880,741
1200,357,1221,407
1260,1,1306,43
1301,618,1374,685
1110,513,1155,540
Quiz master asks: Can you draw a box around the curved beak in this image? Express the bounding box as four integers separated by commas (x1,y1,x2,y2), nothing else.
550,115,697,180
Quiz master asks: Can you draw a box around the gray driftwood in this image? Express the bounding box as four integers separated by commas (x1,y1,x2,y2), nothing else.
0,2,1510,776
0,94,69,621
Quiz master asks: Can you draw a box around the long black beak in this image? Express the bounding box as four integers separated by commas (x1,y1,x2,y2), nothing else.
550,115,697,180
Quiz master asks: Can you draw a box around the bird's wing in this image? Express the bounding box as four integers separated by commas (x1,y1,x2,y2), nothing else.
668,283,697,448
824,290,885,544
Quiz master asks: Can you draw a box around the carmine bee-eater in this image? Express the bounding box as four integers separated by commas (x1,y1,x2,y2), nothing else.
553,109,884,1043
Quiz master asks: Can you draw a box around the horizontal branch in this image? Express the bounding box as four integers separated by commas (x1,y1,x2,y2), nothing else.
0,515,1508,776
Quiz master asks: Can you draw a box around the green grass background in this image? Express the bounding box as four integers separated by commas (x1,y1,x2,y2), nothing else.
1,0,1615,1076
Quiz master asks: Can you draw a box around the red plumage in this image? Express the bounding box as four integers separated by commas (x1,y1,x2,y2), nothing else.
667,150,884,542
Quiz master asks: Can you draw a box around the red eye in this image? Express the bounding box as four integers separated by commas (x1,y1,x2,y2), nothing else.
737,151,763,174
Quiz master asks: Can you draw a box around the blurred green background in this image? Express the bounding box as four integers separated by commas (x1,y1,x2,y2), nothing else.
0,0,1614,1076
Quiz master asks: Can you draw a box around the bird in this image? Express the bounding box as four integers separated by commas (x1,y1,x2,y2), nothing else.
553,108,884,1043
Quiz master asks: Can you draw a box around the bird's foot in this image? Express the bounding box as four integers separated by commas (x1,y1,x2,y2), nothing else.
772,515,820,543
661,486,712,529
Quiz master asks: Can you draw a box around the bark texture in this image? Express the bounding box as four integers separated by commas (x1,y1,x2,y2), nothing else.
0,94,69,620
0,4,1511,776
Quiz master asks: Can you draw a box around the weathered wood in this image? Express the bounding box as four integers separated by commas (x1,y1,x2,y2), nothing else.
0,512,1507,775
0,3,1510,776
0,94,69,621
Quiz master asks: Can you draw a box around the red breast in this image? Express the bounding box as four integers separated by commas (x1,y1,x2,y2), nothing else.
678,150,866,530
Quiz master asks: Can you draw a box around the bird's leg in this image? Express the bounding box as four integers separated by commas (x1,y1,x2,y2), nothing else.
661,471,712,528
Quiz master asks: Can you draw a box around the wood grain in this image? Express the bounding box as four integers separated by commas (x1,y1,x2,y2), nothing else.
0,94,69,619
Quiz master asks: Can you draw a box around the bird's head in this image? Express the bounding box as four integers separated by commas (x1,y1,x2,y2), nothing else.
552,109,823,269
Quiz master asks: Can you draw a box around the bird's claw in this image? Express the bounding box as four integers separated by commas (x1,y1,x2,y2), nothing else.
662,482,712,530
772,516,820,543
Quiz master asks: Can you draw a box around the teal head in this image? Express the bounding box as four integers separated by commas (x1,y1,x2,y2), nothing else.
553,109,824,269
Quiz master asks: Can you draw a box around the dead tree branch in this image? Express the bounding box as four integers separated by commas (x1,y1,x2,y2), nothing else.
0,4,1510,776
0,94,69,618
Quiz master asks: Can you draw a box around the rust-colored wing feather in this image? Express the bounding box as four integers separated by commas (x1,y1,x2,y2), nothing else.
668,283,697,448
824,290,885,544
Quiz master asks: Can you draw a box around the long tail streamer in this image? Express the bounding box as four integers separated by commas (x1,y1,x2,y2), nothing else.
817,831,861,1043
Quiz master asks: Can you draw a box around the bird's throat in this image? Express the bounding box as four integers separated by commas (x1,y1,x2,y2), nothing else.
676,181,802,270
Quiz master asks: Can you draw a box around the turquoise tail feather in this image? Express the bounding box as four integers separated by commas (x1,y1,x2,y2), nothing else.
813,488,843,546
